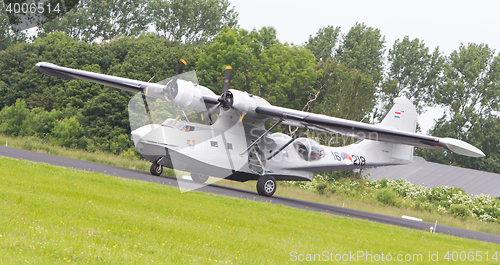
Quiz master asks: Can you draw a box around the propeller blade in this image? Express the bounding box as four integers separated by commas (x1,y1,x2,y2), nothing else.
207,102,221,124
163,59,187,100
175,59,187,75
216,66,234,109
222,66,232,93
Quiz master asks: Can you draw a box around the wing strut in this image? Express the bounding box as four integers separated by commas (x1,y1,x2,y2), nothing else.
267,126,308,160
181,110,190,122
240,119,283,156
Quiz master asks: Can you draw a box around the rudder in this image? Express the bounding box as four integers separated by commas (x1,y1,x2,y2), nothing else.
379,97,418,133
379,97,418,162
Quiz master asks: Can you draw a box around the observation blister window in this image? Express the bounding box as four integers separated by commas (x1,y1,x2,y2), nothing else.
293,138,325,161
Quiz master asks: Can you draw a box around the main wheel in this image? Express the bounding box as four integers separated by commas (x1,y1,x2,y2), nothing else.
191,173,209,183
256,175,276,197
150,163,163,176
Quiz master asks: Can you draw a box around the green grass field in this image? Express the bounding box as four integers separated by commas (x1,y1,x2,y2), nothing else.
3,134,500,237
1,156,499,264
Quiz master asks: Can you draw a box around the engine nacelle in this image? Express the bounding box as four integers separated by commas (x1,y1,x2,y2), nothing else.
228,89,271,119
170,79,216,111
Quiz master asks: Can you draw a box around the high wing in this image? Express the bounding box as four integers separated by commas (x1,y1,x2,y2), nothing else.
255,105,485,158
36,62,166,96
36,62,485,158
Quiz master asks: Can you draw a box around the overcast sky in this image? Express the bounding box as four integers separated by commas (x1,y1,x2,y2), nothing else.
229,0,500,132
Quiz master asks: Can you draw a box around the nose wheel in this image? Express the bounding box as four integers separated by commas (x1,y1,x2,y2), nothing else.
256,175,276,197
150,163,163,176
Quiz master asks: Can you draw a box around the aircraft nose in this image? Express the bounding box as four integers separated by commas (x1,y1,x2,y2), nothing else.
131,124,159,147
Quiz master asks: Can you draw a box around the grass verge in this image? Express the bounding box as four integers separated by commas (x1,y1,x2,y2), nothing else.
1,156,499,264
0,134,153,172
221,180,500,236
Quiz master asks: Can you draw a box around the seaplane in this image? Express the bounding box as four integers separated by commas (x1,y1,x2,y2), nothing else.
36,60,485,197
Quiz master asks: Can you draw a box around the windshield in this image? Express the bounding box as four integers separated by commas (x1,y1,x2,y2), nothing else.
293,138,325,161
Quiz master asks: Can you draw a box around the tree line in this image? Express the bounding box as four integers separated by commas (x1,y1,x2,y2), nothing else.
0,0,499,174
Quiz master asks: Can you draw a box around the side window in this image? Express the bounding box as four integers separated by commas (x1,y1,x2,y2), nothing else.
181,125,195,132
295,142,309,160
211,141,218,147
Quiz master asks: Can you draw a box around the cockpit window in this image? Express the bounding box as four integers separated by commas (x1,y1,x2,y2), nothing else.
293,138,325,161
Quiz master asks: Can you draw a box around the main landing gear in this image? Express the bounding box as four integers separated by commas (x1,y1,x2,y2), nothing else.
149,162,277,197
256,175,276,197
150,163,163,176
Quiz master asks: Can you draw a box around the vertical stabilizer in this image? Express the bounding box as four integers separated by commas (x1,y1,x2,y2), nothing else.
379,97,418,162
379,97,418,132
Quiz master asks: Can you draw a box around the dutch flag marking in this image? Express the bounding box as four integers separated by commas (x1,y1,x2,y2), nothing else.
394,111,401,118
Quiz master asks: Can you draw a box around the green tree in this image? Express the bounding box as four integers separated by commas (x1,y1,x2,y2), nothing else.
311,60,374,122
306,59,373,148
150,0,238,43
105,33,204,82
39,0,151,42
0,32,205,155
0,41,39,110
0,98,31,136
419,116,500,173
306,25,341,62
418,43,500,171
435,43,500,138
52,117,85,148
336,23,385,86
196,27,318,109
28,32,103,110
196,27,276,94
0,9,26,50
253,43,319,110
382,36,444,114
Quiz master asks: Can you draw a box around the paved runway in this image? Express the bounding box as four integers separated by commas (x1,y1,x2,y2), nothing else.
2,145,500,244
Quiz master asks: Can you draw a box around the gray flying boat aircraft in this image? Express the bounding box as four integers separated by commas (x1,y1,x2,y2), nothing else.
36,60,484,197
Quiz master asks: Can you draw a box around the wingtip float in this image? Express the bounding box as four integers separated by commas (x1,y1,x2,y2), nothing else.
439,138,485,158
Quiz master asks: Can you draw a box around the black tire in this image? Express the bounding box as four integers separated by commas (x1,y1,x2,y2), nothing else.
256,175,276,197
191,173,209,183
150,163,163,176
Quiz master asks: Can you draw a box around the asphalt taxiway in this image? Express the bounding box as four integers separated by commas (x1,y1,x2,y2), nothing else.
2,145,500,244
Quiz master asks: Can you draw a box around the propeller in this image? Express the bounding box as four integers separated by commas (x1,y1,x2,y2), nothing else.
206,66,233,124
163,59,187,101
127,60,247,193
219,66,233,109
175,59,187,75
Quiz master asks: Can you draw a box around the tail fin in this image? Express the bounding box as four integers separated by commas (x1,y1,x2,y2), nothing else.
378,97,418,163
379,97,418,133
